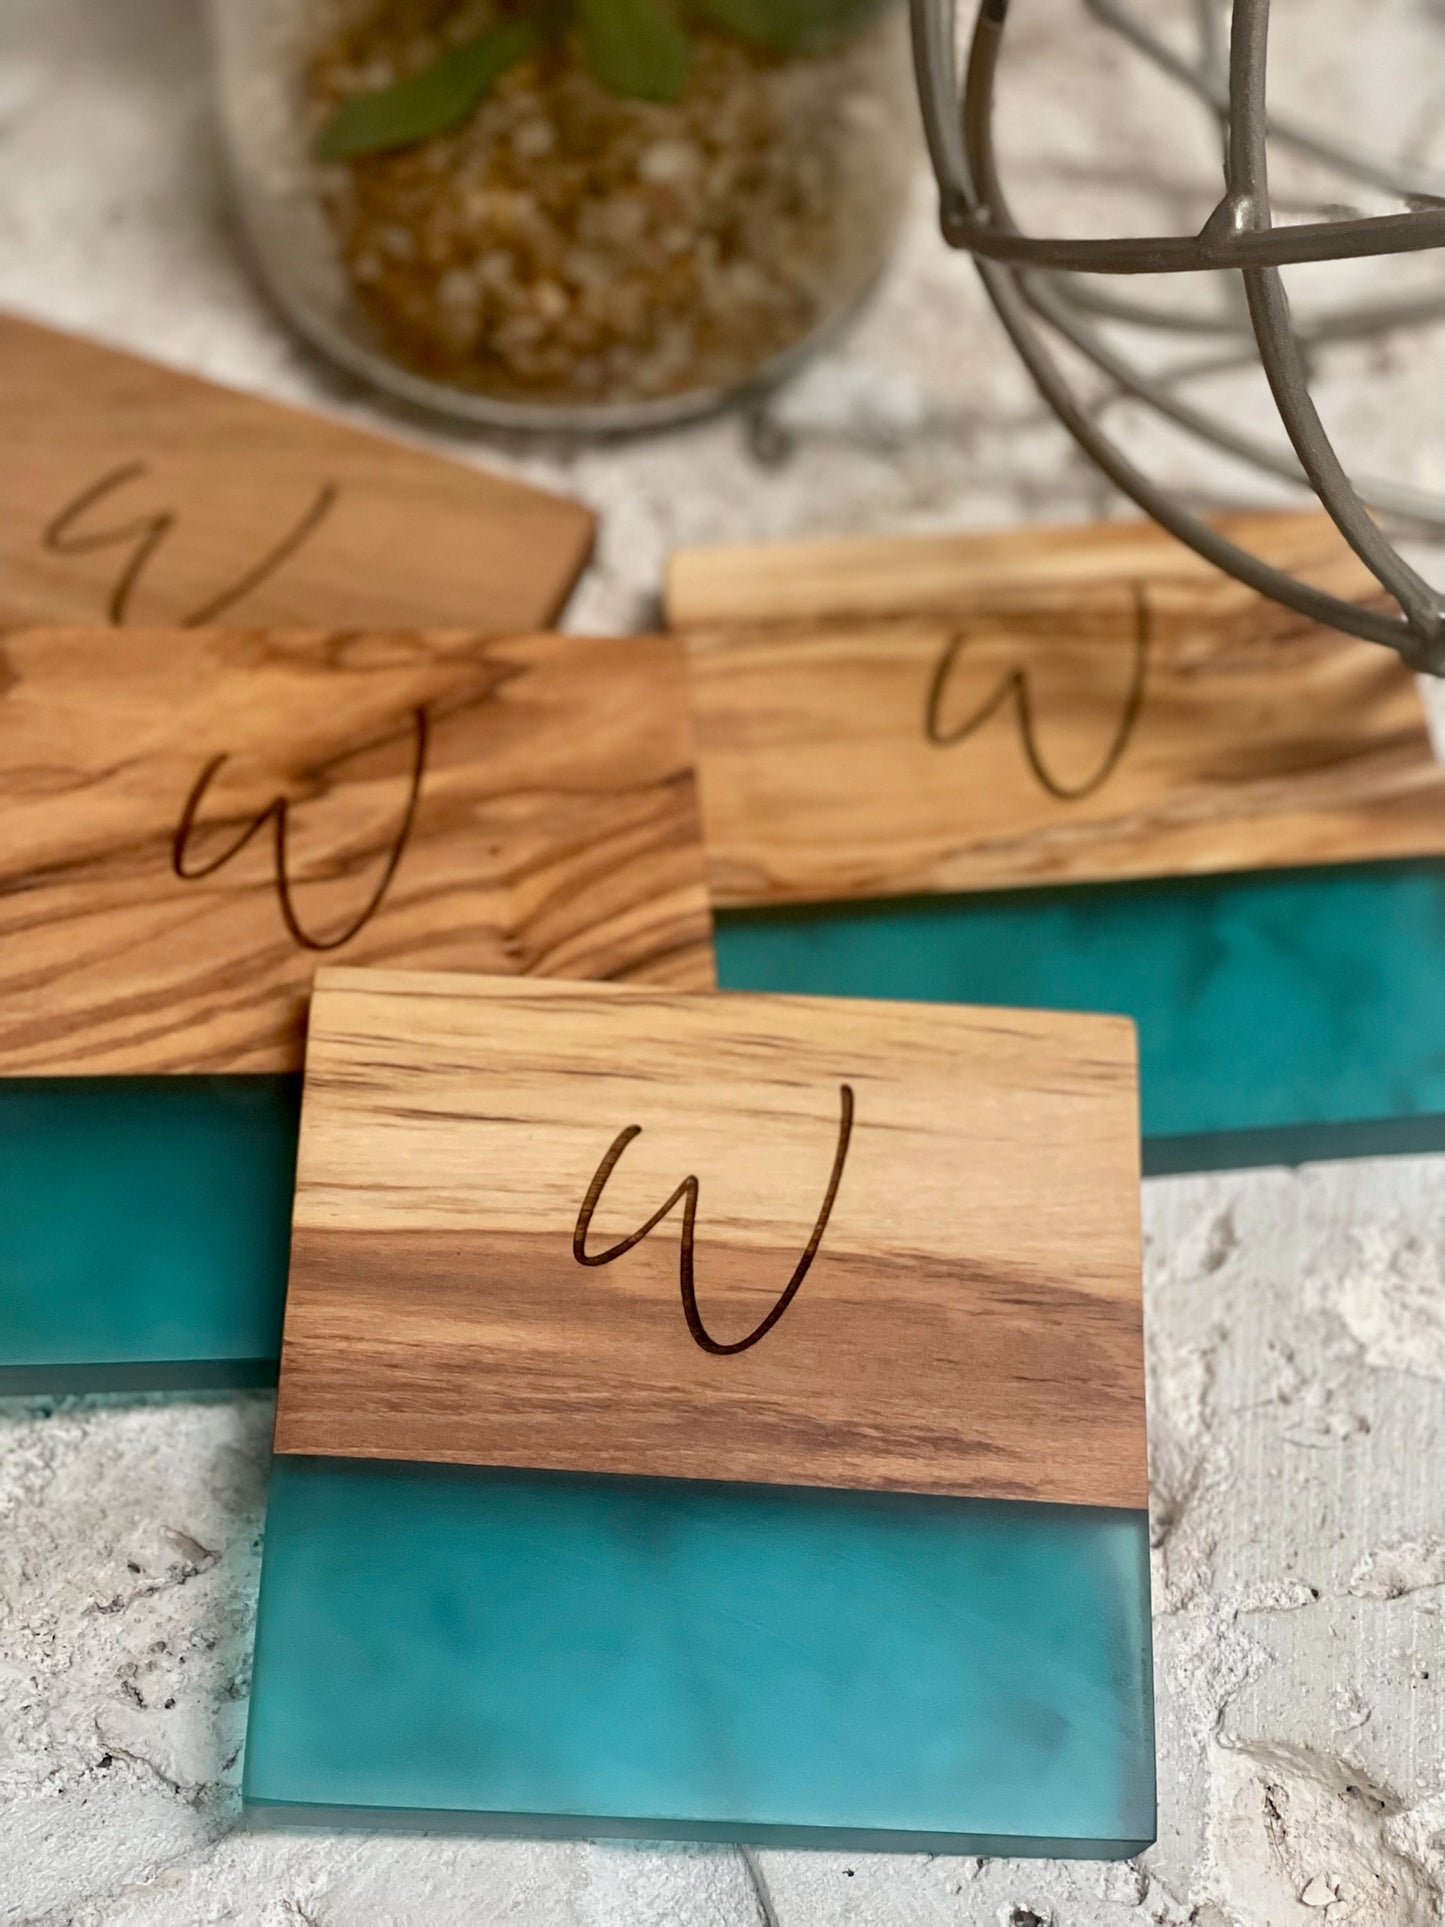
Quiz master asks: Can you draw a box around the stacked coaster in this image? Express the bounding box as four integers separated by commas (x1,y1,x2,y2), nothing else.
0,310,1162,1859
0,627,712,1389
670,511,1445,1171
0,310,593,632
243,971,1154,1854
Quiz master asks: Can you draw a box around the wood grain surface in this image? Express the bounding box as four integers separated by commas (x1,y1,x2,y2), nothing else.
666,507,1379,628
274,969,1146,1510
671,513,1445,907
0,310,594,631
0,629,713,1077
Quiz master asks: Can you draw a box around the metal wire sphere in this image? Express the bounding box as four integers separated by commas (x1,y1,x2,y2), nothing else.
911,0,1445,671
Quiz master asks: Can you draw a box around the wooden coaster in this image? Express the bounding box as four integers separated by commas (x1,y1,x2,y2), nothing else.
0,310,593,631
0,629,713,1077
274,970,1145,1512
666,507,1377,629
668,511,1444,908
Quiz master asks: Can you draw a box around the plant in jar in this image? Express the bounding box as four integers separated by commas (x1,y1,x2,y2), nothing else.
302,0,911,411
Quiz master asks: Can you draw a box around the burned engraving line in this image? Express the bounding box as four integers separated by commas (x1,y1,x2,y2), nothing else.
924,583,1151,801
171,707,428,952
573,1082,855,1355
42,460,338,624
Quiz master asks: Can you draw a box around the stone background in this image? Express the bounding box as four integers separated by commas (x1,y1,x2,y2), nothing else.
3,0,1445,1920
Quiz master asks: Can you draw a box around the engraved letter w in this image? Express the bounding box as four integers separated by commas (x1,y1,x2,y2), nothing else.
171,709,428,952
573,1084,855,1356
924,585,1151,801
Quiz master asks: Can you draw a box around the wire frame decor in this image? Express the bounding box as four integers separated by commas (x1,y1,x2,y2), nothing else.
911,0,1445,670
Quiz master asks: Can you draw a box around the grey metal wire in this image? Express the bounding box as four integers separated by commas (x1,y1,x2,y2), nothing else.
910,0,1445,670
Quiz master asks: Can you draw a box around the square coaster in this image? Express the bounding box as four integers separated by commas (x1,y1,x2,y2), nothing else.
0,631,712,1388
274,971,1144,1507
669,512,1445,1168
0,309,593,632
246,969,1154,1854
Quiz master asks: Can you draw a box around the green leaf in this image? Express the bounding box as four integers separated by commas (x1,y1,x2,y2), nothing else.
578,0,693,102
690,0,888,52
315,15,549,161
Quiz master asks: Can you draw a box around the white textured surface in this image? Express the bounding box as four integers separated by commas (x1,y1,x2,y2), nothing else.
4,1,1445,1921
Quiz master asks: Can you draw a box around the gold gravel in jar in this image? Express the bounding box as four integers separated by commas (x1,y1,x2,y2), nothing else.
307,2,911,407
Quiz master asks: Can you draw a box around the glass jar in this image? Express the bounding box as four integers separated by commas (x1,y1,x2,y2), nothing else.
208,0,915,429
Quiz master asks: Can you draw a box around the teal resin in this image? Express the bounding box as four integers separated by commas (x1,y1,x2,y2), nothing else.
715,858,1445,1173
8,856,1439,1390
244,1457,1156,1856
0,1076,299,1392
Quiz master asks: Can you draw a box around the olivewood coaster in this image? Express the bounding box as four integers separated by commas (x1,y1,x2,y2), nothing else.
245,969,1154,1855
0,630,712,1391
0,310,593,632
668,511,1445,1170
